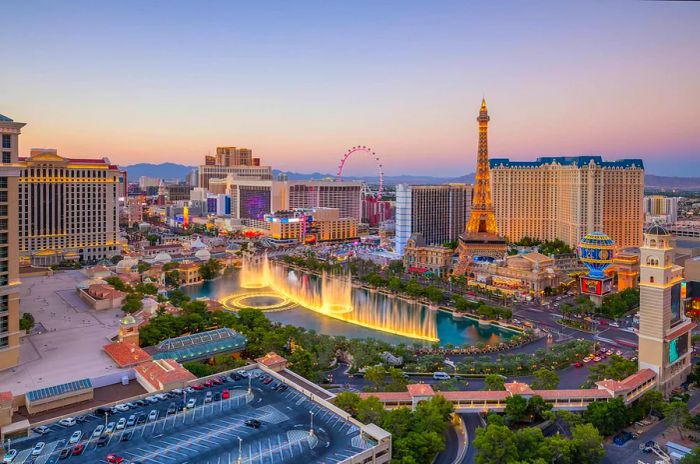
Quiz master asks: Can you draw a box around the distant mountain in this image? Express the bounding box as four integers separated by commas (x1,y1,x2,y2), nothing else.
121,163,700,191
645,174,700,191
121,163,195,181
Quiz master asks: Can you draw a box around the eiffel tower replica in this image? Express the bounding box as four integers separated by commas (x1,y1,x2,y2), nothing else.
454,99,506,275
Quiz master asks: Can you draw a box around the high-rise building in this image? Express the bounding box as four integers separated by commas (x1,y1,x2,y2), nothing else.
18,149,121,266
638,225,695,396
198,146,271,189
0,114,23,370
283,180,363,222
644,195,679,224
455,99,506,272
395,184,471,255
490,156,644,248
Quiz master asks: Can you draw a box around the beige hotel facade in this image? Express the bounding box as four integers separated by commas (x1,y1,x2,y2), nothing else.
489,156,644,248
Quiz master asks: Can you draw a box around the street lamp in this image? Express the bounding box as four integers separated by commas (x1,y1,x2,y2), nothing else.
236,436,242,464
309,411,315,436
248,375,252,395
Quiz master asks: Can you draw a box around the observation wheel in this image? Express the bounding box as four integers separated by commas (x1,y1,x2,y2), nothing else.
337,146,384,200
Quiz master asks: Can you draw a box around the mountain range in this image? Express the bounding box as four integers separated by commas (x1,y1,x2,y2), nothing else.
121,162,699,190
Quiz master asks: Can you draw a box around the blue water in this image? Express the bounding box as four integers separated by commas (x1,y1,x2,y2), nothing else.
183,271,517,347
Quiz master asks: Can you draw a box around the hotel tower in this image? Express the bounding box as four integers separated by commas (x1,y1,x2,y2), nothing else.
638,225,695,396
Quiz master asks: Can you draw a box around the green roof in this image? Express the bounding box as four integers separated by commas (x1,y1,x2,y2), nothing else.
153,328,247,362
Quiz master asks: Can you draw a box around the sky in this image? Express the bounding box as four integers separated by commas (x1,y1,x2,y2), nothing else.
2,1,699,177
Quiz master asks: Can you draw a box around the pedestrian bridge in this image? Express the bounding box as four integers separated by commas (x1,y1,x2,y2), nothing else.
360,369,657,412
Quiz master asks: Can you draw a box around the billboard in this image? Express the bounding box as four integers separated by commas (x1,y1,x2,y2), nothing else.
669,334,689,364
580,276,614,296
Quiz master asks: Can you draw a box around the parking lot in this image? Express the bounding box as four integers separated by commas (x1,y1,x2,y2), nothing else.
5,369,372,464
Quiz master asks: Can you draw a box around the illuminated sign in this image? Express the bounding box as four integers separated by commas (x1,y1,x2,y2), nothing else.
669,334,689,364
580,276,613,296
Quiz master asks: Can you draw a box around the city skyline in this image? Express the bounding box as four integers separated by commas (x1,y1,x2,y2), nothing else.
3,1,700,176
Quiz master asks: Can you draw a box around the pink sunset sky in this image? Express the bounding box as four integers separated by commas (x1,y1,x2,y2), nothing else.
2,1,699,176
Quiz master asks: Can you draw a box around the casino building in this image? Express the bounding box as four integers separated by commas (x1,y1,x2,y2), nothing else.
490,156,644,248
18,149,122,266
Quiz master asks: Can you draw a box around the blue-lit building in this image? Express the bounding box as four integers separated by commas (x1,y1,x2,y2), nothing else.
489,156,644,249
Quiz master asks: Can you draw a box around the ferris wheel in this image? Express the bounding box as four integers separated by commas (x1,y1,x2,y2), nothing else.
336,146,384,200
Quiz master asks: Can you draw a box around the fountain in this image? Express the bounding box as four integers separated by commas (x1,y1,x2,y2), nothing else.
227,255,439,342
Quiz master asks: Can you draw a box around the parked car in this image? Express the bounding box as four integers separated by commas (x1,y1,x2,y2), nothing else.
127,415,137,427
137,414,147,424
33,426,51,435
134,400,147,407
203,380,214,388
120,431,133,442
613,431,633,446
106,455,125,464
192,384,204,391
186,398,197,409
2,450,17,463
277,384,288,392
72,444,85,455
69,430,82,444
244,419,261,429
432,372,450,380
94,407,111,416
148,410,158,422
222,389,230,399
58,448,71,460
231,373,242,381
92,425,105,437
75,416,88,423
96,435,109,447
167,403,177,415
31,442,46,456
204,392,213,403
105,422,116,434
574,362,583,368
263,377,273,385
144,396,159,404
213,392,221,401
59,417,76,427
116,418,127,430
114,404,130,412
172,389,183,395
184,387,195,393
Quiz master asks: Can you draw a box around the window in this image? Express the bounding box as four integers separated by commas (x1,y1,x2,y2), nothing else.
1,152,9,164
1,135,10,149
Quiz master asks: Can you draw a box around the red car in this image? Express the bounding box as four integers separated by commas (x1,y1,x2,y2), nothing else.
222,389,230,399
574,362,583,368
203,380,214,388
192,384,204,391
72,444,85,455
106,455,124,464
212,377,223,385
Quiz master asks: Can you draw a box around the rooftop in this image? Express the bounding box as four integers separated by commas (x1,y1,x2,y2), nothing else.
103,341,152,368
26,378,92,403
152,327,247,362
490,156,644,170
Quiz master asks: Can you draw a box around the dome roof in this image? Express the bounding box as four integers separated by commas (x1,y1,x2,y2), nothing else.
116,258,138,271
194,249,211,261
153,252,172,264
645,224,670,236
190,237,206,249
120,315,137,325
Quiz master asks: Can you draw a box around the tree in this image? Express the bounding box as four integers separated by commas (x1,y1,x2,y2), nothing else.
199,258,223,280
334,392,360,416
356,396,385,425
287,348,317,381
636,390,665,418
583,397,628,436
681,447,700,464
387,260,404,275
531,368,559,390
473,424,518,464
484,374,506,391
404,280,424,298
19,313,35,332
393,430,445,464
387,276,403,293
513,427,549,463
504,395,529,425
122,293,144,314
664,400,691,440
526,395,552,422
165,270,180,287
105,276,130,292
570,423,605,464
110,255,123,264
146,234,158,246
587,355,637,385
364,365,387,392
137,262,152,273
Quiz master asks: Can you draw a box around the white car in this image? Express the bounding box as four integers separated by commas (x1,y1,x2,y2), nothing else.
59,417,76,427
114,404,130,412
2,450,17,463
172,389,183,395
69,430,82,444
105,422,116,434
204,392,212,403
92,425,104,437
148,410,158,421
116,418,126,430
155,393,169,401
31,442,45,456
145,396,159,404
186,398,197,409
184,387,195,394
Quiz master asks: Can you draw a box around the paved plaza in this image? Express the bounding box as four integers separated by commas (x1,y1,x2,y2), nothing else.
0,271,129,395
